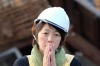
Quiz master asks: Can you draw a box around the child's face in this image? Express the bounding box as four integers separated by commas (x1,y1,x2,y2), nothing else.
37,23,61,53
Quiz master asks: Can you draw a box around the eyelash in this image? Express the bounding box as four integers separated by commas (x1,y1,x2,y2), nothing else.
43,32,48,34
43,32,60,36
55,34,60,36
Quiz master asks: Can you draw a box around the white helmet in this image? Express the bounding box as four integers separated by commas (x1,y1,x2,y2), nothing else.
34,7,70,33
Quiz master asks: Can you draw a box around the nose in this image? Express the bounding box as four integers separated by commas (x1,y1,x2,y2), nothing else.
47,35,54,43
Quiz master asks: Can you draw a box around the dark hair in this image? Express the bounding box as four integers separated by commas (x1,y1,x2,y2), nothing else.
32,21,67,51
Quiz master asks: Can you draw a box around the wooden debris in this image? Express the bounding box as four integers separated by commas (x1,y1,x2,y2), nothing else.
65,32,100,66
0,0,49,52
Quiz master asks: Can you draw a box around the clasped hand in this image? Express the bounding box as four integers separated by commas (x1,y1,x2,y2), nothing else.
43,44,56,66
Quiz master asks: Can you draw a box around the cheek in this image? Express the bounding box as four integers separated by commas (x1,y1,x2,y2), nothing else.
54,38,61,50
38,35,46,44
38,35,47,51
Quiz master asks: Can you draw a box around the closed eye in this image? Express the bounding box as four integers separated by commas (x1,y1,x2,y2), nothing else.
55,33,60,36
43,32,48,35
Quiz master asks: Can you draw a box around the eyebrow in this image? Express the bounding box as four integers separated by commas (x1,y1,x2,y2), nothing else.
43,29,58,33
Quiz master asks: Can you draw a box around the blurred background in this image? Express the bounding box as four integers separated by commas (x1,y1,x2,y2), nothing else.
0,0,100,66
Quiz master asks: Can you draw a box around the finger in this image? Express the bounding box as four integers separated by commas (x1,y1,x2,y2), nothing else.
44,45,49,54
44,45,51,60
50,51,56,66
51,43,55,51
43,50,51,66
50,45,55,55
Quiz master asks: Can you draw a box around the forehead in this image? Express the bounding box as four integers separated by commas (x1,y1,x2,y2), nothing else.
41,23,57,31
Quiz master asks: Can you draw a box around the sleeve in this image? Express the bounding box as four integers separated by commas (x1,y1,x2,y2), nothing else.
13,56,29,66
70,57,81,66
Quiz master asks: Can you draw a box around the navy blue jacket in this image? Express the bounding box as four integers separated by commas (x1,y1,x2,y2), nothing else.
13,56,81,66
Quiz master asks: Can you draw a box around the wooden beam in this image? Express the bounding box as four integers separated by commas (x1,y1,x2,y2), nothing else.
65,32,100,65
